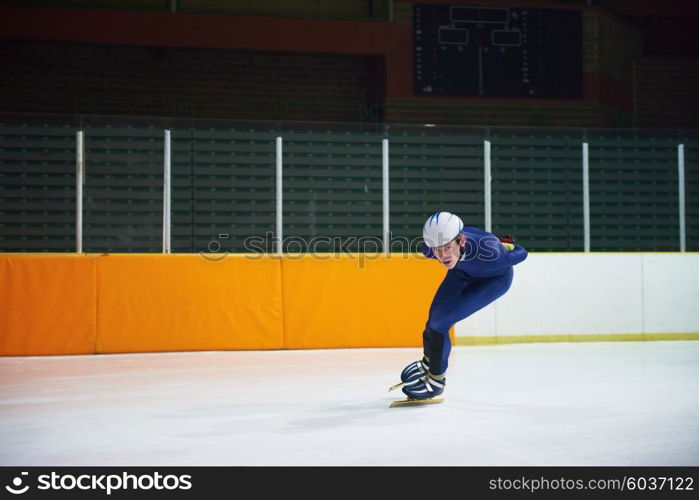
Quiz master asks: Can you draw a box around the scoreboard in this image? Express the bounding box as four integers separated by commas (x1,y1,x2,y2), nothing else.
414,3,583,98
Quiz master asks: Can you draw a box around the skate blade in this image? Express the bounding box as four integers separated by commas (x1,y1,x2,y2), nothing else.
390,398,444,408
388,381,405,392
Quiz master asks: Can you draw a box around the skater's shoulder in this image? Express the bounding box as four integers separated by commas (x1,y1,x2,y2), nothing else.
462,226,493,239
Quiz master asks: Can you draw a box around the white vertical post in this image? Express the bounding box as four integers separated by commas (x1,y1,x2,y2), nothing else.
382,138,390,254
678,144,686,252
163,129,171,254
484,139,492,232
76,130,84,253
276,136,283,254
582,142,591,253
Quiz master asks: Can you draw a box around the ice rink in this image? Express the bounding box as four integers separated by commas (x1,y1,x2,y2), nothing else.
1,341,698,466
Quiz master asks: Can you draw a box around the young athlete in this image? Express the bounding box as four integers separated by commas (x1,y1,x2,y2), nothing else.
397,211,528,400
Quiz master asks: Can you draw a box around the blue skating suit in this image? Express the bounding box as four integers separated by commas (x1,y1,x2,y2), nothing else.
421,226,528,375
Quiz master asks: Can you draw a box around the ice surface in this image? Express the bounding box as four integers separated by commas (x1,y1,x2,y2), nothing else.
1,342,697,466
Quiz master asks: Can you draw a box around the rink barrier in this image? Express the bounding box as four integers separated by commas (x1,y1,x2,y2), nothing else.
456,333,699,346
454,252,699,340
0,253,448,356
2,253,698,356
1,255,97,355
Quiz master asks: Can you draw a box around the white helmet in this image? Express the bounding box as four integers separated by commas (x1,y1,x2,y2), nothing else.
423,212,464,248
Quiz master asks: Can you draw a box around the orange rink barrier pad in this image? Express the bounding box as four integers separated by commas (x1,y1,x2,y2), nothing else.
0,254,450,356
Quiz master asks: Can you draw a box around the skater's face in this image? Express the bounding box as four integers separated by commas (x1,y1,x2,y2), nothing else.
433,235,464,269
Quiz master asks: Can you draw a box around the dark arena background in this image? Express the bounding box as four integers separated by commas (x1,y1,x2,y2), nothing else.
0,0,698,481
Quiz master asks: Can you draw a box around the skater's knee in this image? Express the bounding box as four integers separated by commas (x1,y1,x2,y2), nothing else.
426,317,452,336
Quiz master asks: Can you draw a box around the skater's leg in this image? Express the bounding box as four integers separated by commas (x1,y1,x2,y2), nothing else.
428,267,513,335
424,268,513,375
397,268,514,398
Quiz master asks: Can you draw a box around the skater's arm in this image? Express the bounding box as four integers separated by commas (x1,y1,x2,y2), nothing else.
505,244,528,266
494,232,527,267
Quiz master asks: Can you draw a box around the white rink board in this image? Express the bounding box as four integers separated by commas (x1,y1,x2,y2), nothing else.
455,253,699,338
642,254,699,334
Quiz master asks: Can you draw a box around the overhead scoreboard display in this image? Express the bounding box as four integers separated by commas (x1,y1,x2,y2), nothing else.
414,3,583,97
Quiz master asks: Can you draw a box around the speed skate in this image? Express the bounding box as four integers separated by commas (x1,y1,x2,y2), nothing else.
390,397,444,408
389,380,444,407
